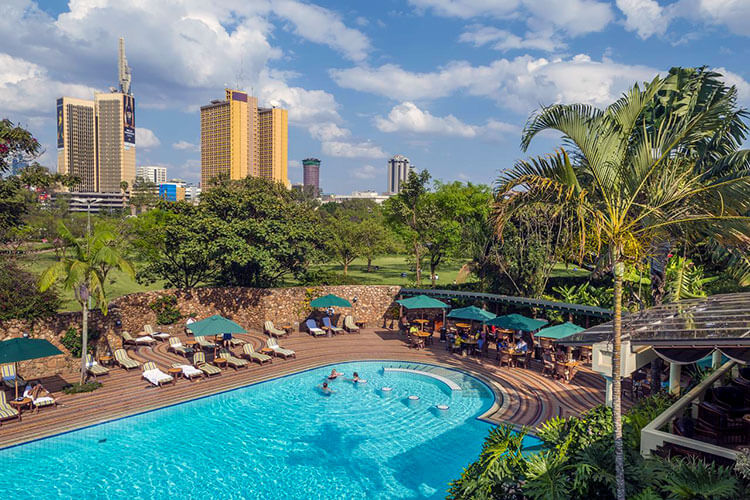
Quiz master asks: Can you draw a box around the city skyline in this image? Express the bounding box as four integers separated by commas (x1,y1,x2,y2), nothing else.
2,1,749,193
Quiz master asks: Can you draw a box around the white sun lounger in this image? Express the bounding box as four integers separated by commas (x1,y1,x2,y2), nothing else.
142,362,173,387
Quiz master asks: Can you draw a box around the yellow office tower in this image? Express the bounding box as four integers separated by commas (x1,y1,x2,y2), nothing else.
258,107,289,187
95,92,136,193
200,89,288,188
56,96,98,191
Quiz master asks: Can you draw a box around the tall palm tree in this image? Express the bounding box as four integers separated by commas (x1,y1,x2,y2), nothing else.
494,70,750,499
39,222,134,384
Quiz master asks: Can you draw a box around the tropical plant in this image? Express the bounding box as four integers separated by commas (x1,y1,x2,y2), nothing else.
149,295,182,325
664,255,716,302
654,457,739,500
39,222,134,384
494,68,750,499
60,326,100,358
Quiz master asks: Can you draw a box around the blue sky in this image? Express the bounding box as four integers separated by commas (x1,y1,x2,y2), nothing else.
2,0,749,193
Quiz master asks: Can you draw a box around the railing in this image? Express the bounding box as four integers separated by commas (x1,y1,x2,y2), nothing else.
400,288,613,318
640,360,739,461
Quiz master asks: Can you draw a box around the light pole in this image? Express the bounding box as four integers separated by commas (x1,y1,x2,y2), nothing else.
71,197,102,236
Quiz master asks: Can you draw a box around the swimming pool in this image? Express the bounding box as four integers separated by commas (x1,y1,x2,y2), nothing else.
0,361,540,499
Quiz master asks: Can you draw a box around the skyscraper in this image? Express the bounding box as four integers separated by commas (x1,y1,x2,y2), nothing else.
56,37,136,193
302,158,321,196
200,89,288,188
387,154,412,194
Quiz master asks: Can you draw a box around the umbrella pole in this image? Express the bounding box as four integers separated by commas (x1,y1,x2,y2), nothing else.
14,362,18,399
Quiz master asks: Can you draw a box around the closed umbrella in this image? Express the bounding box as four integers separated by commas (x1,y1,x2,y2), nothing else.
0,338,63,398
310,294,352,308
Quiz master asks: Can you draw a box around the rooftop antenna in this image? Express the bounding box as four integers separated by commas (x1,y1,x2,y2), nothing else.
118,37,132,95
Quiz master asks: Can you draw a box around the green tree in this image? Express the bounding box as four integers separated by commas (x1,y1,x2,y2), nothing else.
129,178,159,213
40,223,134,384
0,260,59,321
325,213,364,275
0,119,41,173
495,70,750,500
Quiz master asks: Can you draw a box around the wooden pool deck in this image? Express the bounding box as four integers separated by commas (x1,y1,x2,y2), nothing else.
0,328,621,449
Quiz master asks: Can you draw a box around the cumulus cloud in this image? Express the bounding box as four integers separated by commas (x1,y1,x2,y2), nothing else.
136,127,161,149
322,140,387,159
353,164,379,179
616,0,668,39
375,102,517,140
459,25,563,52
172,140,199,151
333,55,661,114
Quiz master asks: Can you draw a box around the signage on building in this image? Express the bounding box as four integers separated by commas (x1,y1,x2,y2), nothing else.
123,94,136,144
56,98,64,149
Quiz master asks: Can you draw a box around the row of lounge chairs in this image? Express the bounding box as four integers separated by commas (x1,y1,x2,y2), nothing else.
301,316,361,337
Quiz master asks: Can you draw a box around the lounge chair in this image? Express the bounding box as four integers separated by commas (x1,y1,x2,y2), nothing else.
143,325,170,341
193,352,221,376
85,354,110,378
122,331,156,347
196,336,216,350
344,315,360,333
171,363,203,380
321,316,344,335
23,385,57,411
242,344,272,365
0,392,20,423
266,338,296,359
305,319,326,337
1,363,25,390
113,348,140,370
142,362,173,387
218,349,249,370
264,321,288,338
228,337,247,347
167,337,190,357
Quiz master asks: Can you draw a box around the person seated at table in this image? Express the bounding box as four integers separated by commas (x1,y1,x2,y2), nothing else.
409,324,419,336
497,337,509,350
319,382,335,395
328,368,344,380
514,337,528,353
452,335,462,352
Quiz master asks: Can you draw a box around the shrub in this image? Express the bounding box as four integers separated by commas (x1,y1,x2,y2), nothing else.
63,381,102,394
623,392,676,451
0,261,59,321
60,326,100,358
149,295,182,325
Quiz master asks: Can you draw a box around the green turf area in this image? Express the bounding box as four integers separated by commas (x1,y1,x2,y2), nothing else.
309,255,471,286
18,252,164,312
550,262,592,278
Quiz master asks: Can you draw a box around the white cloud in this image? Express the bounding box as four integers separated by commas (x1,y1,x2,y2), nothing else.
172,140,199,151
353,164,379,179
375,102,518,140
258,77,341,125
459,25,563,52
616,0,668,39
408,0,519,18
713,67,750,107
682,0,750,37
333,55,661,114
136,127,161,149
308,123,350,141
322,140,387,159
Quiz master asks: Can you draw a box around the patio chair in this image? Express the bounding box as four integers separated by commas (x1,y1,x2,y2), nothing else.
122,331,156,347
696,401,746,446
142,361,173,387
85,354,110,378
143,325,170,341
705,386,750,419
410,335,425,350
264,321,287,338
305,319,326,337
266,338,296,359
1,363,25,390
171,363,204,380
196,336,217,350
192,352,221,376
228,337,247,347
516,351,531,370
542,352,555,377
0,392,20,423
344,315,360,333
23,384,57,411
242,344,272,365
218,349,249,370
167,337,190,357
497,351,512,368
113,348,140,370
321,316,344,335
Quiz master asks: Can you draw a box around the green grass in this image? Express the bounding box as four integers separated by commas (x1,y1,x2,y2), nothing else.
550,262,592,278
18,252,164,312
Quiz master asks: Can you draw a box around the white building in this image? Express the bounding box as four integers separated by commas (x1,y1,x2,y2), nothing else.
327,190,392,204
136,165,167,184
387,154,413,194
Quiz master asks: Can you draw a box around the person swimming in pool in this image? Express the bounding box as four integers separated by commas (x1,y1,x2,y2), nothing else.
319,382,335,395
347,372,366,384
328,368,344,380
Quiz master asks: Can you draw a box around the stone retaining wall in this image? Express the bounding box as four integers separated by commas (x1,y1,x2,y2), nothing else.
0,285,403,379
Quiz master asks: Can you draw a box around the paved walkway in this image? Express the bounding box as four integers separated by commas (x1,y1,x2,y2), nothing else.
0,328,620,449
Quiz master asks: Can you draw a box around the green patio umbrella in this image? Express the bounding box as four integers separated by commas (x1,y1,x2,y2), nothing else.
447,305,496,323
310,294,352,308
396,295,449,309
0,338,63,398
187,315,247,337
536,322,585,340
486,314,548,332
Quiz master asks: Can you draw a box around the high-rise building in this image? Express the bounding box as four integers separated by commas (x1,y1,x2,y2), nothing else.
302,158,320,196
258,107,289,187
56,37,136,193
136,165,167,184
387,154,412,194
200,89,288,188
56,96,98,191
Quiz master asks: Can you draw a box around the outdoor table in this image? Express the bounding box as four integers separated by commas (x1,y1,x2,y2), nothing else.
413,330,431,337
213,358,228,368
167,367,182,385
281,325,293,334
462,339,478,355
98,355,113,367
413,319,429,325
185,340,198,348
10,398,32,420
455,323,471,329
260,347,274,356
355,320,365,328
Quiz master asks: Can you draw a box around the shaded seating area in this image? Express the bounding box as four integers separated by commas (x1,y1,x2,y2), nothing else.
321,316,344,335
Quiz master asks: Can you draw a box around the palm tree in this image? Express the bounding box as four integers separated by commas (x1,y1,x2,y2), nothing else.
494,70,750,499
39,222,134,384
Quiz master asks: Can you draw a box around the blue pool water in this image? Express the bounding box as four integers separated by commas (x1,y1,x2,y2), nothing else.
0,361,540,499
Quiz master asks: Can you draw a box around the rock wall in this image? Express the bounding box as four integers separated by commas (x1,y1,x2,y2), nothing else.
0,285,403,379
